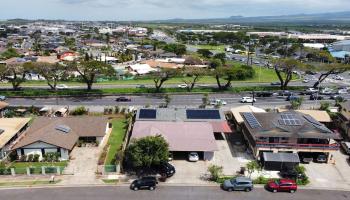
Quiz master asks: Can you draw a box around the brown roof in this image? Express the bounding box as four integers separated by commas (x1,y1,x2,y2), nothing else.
241,111,339,140
141,60,182,69
131,121,218,152
12,116,108,150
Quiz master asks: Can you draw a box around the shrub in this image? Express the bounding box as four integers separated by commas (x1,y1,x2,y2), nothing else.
43,152,59,162
207,164,223,182
33,154,40,162
27,154,34,162
253,176,276,184
19,155,27,162
114,106,120,114
71,106,88,116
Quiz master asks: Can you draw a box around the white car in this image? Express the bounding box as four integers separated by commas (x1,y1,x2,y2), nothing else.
334,75,344,80
320,88,334,95
302,79,309,83
0,95,6,101
306,88,318,93
240,97,256,103
338,89,348,94
188,152,199,162
178,84,188,89
210,99,227,106
56,84,69,89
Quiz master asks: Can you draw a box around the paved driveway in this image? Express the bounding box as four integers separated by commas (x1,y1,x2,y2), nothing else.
303,150,350,190
61,147,102,185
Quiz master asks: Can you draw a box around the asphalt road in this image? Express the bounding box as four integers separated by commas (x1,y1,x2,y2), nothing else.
0,186,349,200
6,93,347,109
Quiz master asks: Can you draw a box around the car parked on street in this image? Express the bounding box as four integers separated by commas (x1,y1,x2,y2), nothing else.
116,97,131,102
240,97,256,103
270,82,281,86
188,152,199,162
130,176,158,191
56,84,69,89
266,179,297,193
222,177,253,192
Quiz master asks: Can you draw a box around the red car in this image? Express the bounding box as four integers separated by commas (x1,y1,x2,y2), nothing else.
266,179,297,193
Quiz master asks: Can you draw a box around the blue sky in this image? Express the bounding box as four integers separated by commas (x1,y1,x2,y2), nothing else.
1,0,349,21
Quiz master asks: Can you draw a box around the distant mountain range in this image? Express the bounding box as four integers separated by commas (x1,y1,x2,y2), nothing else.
151,11,350,24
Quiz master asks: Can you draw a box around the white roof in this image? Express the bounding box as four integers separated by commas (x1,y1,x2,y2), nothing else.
128,63,156,75
230,106,266,123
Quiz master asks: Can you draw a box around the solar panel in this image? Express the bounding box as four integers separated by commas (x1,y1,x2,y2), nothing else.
55,125,71,133
303,115,322,126
279,119,302,126
139,109,157,119
186,110,221,120
242,113,262,129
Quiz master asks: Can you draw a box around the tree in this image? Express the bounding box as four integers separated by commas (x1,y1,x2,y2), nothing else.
163,43,186,56
25,62,69,90
273,59,303,90
209,59,223,69
246,160,261,178
0,48,20,59
64,37,76,50
124,135,169,171
197,49,213,58
71,60,115,90
182,67,207,92
149,69,179,93
290,97,304,110
31,31,42,55
311,63,350,88
213,53,226,64
0,63,28,90
200,93,209,108
213,65,255,90
207,165,223,182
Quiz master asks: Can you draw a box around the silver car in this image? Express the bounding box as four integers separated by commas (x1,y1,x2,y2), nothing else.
222,177,253,192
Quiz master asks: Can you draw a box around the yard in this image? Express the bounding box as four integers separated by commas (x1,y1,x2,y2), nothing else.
9,161,68,174
104,117,128,165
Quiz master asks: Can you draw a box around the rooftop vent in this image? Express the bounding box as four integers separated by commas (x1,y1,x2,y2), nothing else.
55,125,71,133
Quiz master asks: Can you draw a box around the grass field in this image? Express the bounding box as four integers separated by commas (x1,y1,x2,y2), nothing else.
105,117,127,165
187,44,226,53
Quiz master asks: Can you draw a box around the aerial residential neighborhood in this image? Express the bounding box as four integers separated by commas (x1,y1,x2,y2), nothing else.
1,1,350,200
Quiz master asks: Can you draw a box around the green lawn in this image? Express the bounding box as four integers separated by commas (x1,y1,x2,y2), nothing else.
105,118,127,165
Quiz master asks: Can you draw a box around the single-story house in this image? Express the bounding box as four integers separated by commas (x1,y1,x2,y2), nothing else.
12,117,109,161
131,121,218,160
126,63,156,75
0,118,31,160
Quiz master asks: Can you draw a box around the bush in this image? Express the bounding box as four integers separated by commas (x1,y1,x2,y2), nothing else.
27,154,34,162
33,154,40,162
253,176,277,184
207,164,223,182
19,155,27,162
71,106,88,116
114,106,120,114
43,152,59,162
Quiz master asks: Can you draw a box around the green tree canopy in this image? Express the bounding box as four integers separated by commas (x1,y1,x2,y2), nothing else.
197,49,213,58
310,63,350,88
213,65,255,90
163,43,187,56
148,68,180,92
0,62,28,90
273,59,304,90
124,135,169,170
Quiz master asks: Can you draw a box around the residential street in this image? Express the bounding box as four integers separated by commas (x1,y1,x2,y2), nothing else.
0,186,349,200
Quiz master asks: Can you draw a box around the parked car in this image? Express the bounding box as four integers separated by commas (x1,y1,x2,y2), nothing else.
116,97,131,102
178,84,188,89
340,142,350,155
306,88,319,93
240,97,256,103
188,152,199,162
300,155,313,164
56,84,69,89
256,92,273,97
0,95,6,101
130,177,158,191
266,179,297,193
222,177,253,192
136,84,147,88
210,99,227,106
270,82,281,86
316,154,327,163
309,94,323,100
154,162,176,178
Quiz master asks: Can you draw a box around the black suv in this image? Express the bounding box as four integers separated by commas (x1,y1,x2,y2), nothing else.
130,176,158,191
155,162,175,177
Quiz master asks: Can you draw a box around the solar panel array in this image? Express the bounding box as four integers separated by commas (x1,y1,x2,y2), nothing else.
139,109,157,119
242,113,262,129
186,110,221,119
279,114,302,126
55,125,71,133
303,115,332,133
